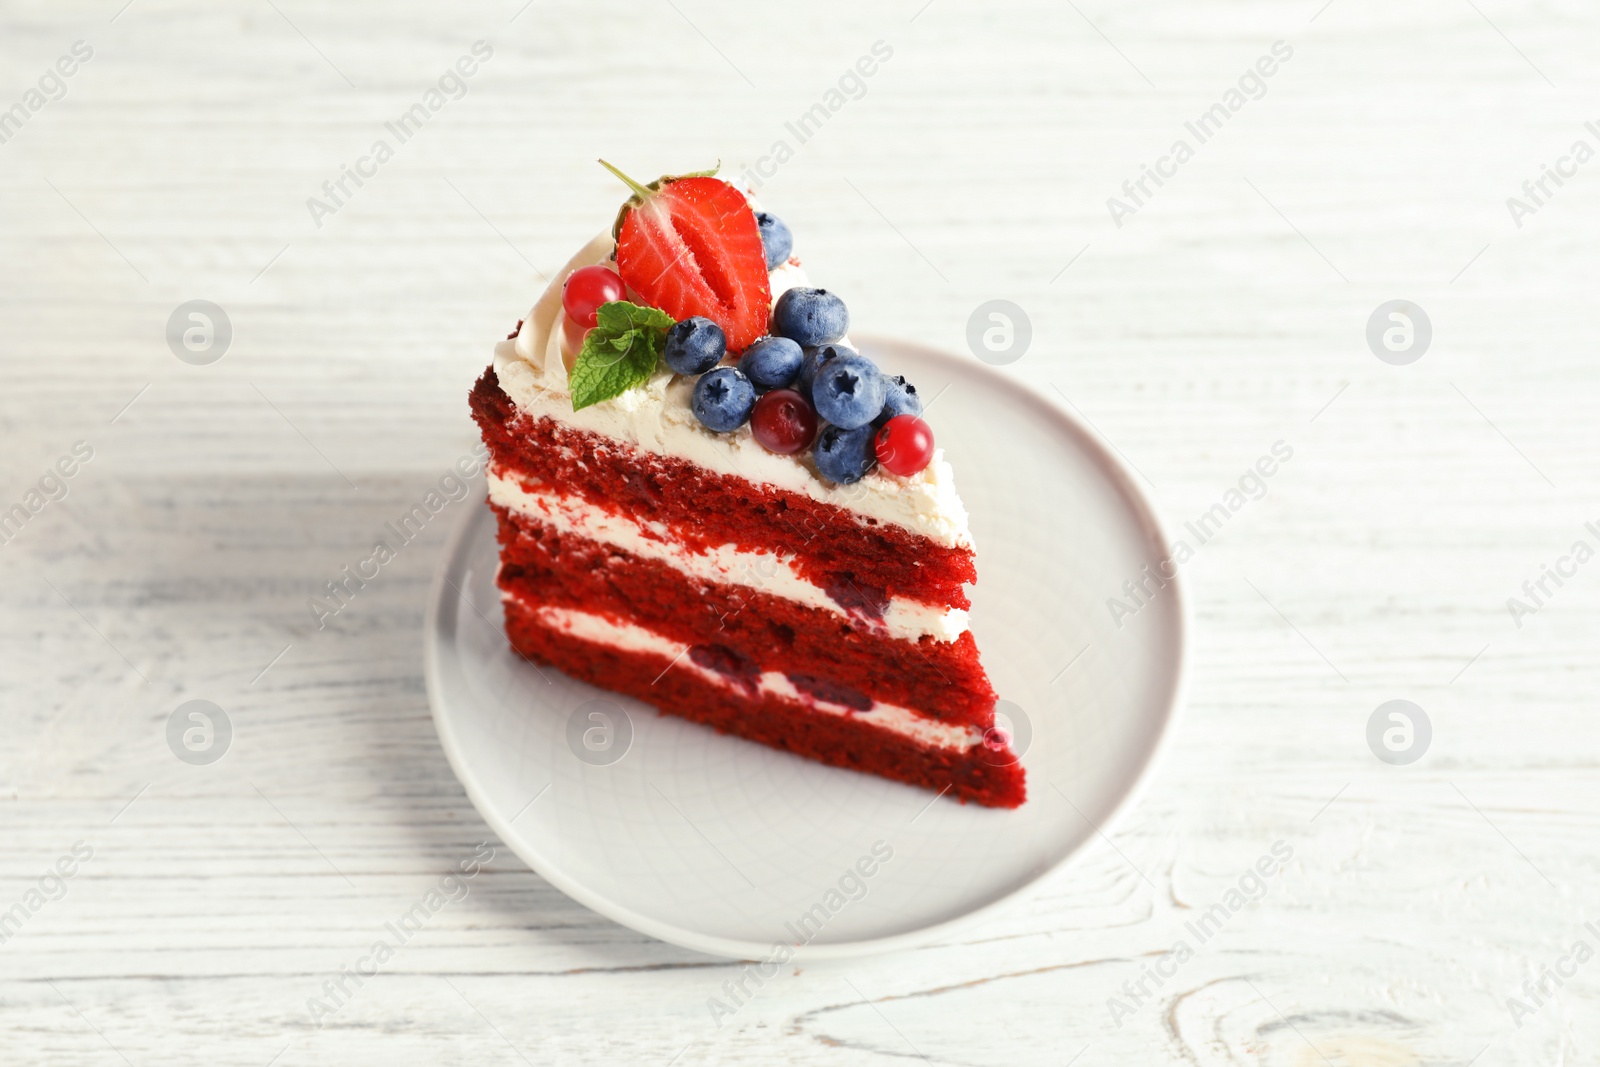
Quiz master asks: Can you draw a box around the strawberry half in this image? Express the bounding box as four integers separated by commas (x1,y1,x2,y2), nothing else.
601,161,772,354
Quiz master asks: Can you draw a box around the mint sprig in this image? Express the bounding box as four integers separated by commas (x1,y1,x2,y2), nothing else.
568,300,675,411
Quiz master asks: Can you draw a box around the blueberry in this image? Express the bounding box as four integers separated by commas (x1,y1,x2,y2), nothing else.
691,367,756,432
740,336,804,390
664,316,726,376
755,212,793,271
814,425,877,484
798,343,851,398
874,374,923,426
812,353,886,430
771,287,848,347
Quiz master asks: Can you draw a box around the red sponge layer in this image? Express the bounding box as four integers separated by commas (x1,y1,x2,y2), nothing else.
471,367,975,611
503,594,1026,808
492,504,996,727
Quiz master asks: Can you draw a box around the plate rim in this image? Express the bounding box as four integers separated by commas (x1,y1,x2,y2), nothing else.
425,334,1190,960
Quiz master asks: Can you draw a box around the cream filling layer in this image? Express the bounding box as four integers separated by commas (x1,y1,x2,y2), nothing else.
491,232,974,551
487,468,969,643
522,600,983,752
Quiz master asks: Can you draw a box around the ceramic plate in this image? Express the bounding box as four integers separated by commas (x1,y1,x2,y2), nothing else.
425,335,1186,959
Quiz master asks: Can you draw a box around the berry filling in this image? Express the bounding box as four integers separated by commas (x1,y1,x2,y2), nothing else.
690,643,762,692
825,576,889,621
786,673,873,712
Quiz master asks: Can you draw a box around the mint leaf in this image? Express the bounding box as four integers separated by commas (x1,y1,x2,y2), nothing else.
569,300,673,410
595,300,674,335
569,333,653,410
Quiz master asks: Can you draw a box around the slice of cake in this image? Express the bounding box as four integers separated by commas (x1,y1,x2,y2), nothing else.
469,162,1025,808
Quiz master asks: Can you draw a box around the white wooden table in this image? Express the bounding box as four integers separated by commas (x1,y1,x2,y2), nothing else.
4,0,1596,1063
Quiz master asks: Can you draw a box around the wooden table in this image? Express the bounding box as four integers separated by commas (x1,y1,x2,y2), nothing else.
3,0,1594,1063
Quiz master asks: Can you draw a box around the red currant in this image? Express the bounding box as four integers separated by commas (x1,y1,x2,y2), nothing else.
749,389,817,455
874,415,934,476
561,265,626,329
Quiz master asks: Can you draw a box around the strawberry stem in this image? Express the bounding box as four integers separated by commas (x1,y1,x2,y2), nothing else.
602,160,723,241
598,159,654,202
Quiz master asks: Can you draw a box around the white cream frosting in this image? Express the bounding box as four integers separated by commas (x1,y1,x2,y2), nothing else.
492,232,973,550
524,600,983,752
487,468,969,642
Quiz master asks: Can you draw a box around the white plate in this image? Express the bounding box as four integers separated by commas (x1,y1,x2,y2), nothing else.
425,336,1187,960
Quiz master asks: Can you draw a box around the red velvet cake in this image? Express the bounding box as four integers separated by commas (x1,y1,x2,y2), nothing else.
469,164,1024,808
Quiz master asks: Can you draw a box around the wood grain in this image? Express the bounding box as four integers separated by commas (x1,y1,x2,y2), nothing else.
3,0,1598,1062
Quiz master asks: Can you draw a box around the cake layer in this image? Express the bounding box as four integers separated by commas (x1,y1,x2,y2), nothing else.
503,594,1026,808
530,601,980,750
486,467,969,643
473,367,976,612
492,504,996,726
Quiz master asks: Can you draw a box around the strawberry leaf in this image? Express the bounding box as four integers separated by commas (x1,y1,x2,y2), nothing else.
568,300,674,411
